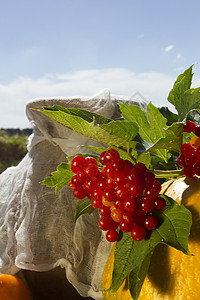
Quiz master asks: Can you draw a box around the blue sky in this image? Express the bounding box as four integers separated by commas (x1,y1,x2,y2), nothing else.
1,0,200,128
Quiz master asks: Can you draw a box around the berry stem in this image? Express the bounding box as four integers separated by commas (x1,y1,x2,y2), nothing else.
154,169,183,178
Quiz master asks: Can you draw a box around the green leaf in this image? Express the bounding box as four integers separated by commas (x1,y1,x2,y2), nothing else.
159,107,179,126
108,196,192,299
128,252,152,300
79,145,109,154
101,121,138,142
136,152,151,168
167,65,200,121
75,197,94,221
38,108,136,149
119,102,168,162
43,105,112,124
168,65,193,106
155,195,192,254
108,232,161,294
40,162,73,194
145,122,183,153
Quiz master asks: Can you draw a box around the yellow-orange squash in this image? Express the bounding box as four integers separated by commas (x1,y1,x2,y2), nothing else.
0,273,32,300
102,176,200,300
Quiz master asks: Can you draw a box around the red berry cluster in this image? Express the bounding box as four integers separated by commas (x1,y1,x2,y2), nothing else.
68,149,166,242
177,120,200,177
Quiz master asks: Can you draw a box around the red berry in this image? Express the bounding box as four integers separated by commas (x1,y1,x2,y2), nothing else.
76,170,87,182
143,171,155,188
128,168,143,185
140,197,155,213
183,165,195,178
84,178,97,192
145,187,159,201
177,154,186,167
154,197,166,210
152,180,162,193
120,213,134,232
195,146,200,161
106,177,117,189
112,158,124,172
71,156,85,173
71,174,82,185
84,163,99,179
91,198,102,208
132,210,146,225
84,156,98,166
105,148,120,164
106,229,119,242
128,184,143,198
135,162,147,173
114,199,124,209
120,220,134,232
99,205,111,216
104,187,116,201
104,163,115,178
92,189,103,200
184,153,197,166
98,216,118,231
114,171,128,186
194,161,200,176
73,186,87,199
131,225,146,241
99,151,107,165
115,186,129,199
96,177,107,190
183,120,196,133
123,196,138,213
144,215,158,230
122,160,134,172
194,125,200,137
68,180,76,191
181,142,195,155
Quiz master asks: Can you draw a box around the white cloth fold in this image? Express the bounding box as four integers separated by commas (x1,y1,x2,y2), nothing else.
0,89,146,299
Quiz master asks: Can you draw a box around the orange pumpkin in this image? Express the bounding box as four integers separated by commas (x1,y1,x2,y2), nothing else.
0,273,32,300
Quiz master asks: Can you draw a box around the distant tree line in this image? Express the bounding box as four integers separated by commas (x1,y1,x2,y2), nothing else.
0,128,33,136
0,128,32,173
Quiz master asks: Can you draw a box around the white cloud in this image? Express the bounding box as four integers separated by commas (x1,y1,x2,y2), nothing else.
0,68,176,128
174,53,182,62
165,45,174,52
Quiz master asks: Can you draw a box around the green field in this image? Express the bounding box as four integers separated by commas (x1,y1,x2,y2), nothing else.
0,129,32,173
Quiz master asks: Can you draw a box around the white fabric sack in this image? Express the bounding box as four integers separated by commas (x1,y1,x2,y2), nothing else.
0,89,147,299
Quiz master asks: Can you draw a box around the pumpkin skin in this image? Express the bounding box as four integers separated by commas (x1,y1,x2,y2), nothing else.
102,176,200,300
0,272,32,300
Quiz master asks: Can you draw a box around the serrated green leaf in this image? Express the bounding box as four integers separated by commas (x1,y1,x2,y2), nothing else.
44,105,112,124
136,152,151,168
75,197,94,221
168,65,193,106
40,162,73,194
167,66,200,121
119,102,168,162
159,107,179,125
38,108,133,149
108,196,192,298
145,122,183,153
155,195,192,254
101,120,138,142
108,232,161,294
79,145,109,154
128,252,152,300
